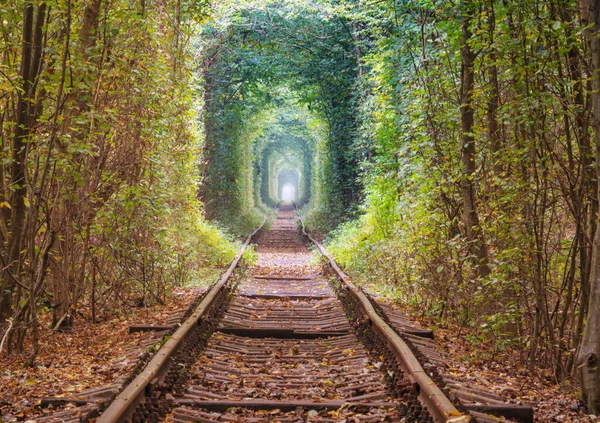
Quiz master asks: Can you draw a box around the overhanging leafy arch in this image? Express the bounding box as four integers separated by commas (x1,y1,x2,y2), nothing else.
198,1,361,233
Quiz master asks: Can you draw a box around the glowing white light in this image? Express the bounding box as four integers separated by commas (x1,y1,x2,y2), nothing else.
281,184,296,202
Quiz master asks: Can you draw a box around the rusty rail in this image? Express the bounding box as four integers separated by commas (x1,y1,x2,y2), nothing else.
97,210,274,423
295,207,471,423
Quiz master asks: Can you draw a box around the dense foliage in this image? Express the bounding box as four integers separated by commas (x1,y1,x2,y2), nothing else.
197,1,363,233
325,0,600,408
2,0,600,412
196,0,600,409
0,0,237,360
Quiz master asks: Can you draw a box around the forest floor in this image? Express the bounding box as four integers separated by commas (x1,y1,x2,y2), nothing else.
369,294,598,423
0,287,204,422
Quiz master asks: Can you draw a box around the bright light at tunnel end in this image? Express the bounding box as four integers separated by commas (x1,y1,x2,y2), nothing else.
281,183,296,203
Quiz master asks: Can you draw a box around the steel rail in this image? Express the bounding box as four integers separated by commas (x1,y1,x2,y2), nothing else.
97,210,274,423
295,207,471,423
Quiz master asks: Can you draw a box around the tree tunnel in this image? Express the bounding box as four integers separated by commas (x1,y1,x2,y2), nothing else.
258,129,312,207
278,170,299,202
198,1,361,234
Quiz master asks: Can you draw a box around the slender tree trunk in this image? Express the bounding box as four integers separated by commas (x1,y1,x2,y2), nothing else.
578,0,600,413
1,2,46,323
486,0,502,177
352,22,364,77
52,0,102,328
79,0,101,55
557,0,594,377
460,1,490,278
173,0,181,72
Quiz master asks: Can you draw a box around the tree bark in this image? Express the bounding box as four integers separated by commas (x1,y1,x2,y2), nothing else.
555,0,594,377
51,0,102,329
578,0,600,413
1,2,46,323
460,1,490,278
486,0,502,177
79,0,101,56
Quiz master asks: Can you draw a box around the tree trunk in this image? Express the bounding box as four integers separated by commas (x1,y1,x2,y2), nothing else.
578,0,600,413
556,0,594,377
51,0,102,328
486,0,502,177
1,2,46,323
460,1,490,278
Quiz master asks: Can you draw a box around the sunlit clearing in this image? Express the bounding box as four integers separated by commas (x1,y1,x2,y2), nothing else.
281,184,296,203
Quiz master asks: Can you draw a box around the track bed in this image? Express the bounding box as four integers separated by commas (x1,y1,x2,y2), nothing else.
166,208,404,422
40,206,531,423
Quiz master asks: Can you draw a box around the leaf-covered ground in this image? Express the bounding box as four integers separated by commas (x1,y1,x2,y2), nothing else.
373,297,598,423
166,405,401,422
436,329,597,423
0,287,203,422
2,272,596,422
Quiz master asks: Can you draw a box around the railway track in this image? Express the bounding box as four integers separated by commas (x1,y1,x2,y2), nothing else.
39,205,533,423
